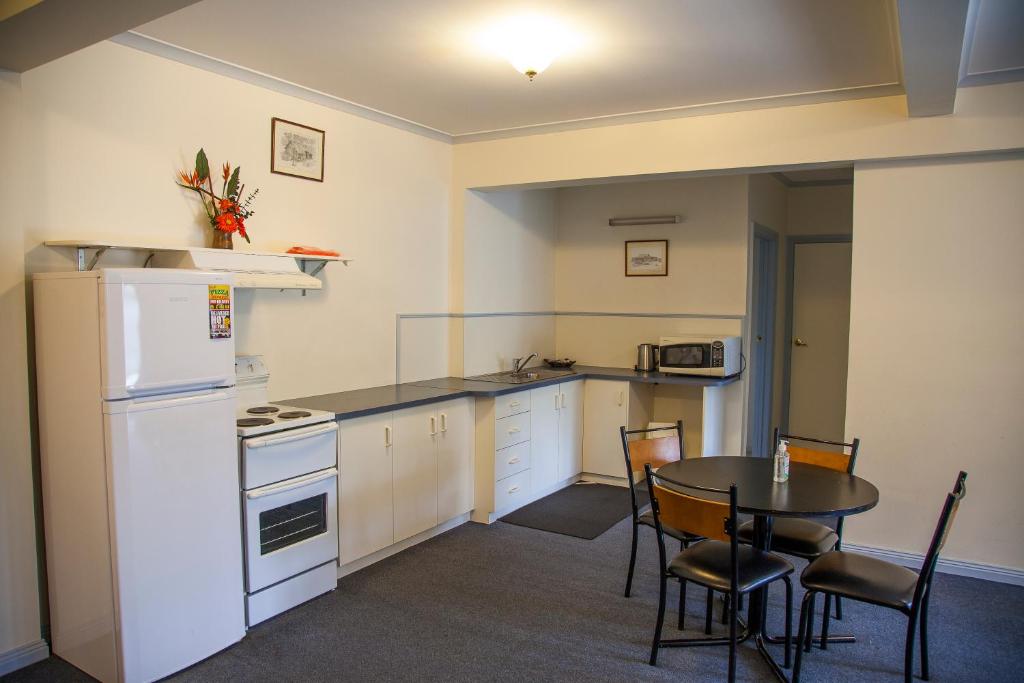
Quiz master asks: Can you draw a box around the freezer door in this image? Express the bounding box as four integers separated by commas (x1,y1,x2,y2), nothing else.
103,389,245,682
100,270,235,399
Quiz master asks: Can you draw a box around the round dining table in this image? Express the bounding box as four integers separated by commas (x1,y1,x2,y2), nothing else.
656,456,879,682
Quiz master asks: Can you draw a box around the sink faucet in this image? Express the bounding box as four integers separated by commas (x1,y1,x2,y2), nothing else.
512,353,537,375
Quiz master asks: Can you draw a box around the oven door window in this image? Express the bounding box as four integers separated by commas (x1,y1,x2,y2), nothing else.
662,344,709,368
259,493,327,555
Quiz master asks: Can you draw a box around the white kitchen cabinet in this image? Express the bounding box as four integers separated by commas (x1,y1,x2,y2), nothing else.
393,404,439,543
338,412,395,565
529,384,561,492
582,379,653,478
436,398,474,523
557,380,584,480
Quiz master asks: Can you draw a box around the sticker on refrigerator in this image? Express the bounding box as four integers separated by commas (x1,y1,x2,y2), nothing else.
208,284,232,339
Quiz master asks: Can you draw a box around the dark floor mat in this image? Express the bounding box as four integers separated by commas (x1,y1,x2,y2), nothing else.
499,482,643,539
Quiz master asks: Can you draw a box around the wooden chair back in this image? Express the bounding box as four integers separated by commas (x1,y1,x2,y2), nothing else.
775,428,860,475
628,435,681,474
650,483,731,542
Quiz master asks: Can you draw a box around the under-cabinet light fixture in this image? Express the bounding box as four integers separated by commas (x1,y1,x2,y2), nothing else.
608,215,682,227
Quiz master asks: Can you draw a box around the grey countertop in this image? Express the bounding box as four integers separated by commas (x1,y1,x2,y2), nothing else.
282,365,739,420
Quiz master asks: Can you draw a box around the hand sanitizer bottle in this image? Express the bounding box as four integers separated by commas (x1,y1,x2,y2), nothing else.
773,440,790,483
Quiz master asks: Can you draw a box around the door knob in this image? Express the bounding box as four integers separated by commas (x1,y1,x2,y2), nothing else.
756,335,763,342
794,338,808,347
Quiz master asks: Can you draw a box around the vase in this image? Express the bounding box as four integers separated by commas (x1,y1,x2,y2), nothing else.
211,230,233,249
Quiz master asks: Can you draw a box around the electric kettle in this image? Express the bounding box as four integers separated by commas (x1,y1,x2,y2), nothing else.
635,343,660,372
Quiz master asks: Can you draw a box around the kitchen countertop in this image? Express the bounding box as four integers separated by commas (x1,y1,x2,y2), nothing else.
282,365,739,420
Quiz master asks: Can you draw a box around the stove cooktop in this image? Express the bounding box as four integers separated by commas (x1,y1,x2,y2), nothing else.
236,403,334,437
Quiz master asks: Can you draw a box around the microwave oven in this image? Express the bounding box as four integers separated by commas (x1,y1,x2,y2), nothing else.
659,335,741,377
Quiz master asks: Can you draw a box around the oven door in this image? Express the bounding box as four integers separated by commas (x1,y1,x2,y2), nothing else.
659,343,713,373
244,467,338,593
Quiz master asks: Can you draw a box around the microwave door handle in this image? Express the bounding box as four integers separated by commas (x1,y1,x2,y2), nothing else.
245,422,338,449
245,467,338,499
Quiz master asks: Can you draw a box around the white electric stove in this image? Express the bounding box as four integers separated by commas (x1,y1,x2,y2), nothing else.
234,355,339,627
235,356,334,436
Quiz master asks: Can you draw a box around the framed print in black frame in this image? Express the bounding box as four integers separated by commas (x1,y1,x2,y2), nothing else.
271,117,325,182
624,240,668,276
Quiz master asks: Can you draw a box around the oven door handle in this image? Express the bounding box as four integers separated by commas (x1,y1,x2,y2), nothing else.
245,422,338,449
245,467,338,500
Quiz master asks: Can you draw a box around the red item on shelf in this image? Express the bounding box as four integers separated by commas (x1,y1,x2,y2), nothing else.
286,246,341,257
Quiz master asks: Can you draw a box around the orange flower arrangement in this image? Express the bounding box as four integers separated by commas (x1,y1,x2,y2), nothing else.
176,149,258,243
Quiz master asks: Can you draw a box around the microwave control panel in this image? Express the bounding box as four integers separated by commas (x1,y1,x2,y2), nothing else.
711,341,725,368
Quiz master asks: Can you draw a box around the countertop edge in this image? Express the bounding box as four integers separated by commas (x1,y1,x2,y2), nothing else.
284,367,740,421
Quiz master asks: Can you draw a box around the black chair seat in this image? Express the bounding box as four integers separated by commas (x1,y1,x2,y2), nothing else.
667,540,794,593
801,551,919,613
638,511,702,543
736,517,839,557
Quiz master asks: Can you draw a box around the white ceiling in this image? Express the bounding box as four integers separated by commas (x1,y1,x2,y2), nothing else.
136,0,902,137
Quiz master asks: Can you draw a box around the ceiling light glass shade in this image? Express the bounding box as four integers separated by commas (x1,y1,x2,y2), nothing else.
477,13,583,80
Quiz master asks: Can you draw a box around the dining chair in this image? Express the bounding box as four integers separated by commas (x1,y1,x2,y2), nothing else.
737,428,860,638
793,471,967,683
644,463,794,682
621,422,719,632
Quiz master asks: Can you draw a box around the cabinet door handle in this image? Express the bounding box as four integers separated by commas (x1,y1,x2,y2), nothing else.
617,391,624,406
440,413,448,432
561,392,567,408
555,393,560,411
430,416,437,436
508,485,521,494
384,426,392,448
508,456,521,464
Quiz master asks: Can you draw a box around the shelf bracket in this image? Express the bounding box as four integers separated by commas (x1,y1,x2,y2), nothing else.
77,247,108,271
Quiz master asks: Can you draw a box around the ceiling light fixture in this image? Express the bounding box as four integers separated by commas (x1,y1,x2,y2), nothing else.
477,13,583,81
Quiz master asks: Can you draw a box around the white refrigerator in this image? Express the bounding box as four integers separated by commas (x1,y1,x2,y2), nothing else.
33,268,245,683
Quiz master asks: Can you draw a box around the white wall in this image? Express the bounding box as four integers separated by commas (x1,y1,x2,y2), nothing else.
20,41,452,401
459,188,557,375
845,154,1024,570
4,39,453,660
0,70,46,669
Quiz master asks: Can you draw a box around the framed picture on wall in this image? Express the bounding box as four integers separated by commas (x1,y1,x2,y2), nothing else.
625,240,668,276
271,117,325,181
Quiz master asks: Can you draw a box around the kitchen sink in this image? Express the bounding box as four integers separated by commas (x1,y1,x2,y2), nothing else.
469,368,577,384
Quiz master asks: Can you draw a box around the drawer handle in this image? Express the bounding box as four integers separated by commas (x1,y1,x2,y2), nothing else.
508,456,521,464
508,427,521,434
508,485,521,494
509,400,521,408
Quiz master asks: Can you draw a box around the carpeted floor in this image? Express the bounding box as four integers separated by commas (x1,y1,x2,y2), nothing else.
6,515,1020,682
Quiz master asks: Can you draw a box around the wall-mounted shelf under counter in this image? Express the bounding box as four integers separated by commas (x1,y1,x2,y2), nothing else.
44,239,352,293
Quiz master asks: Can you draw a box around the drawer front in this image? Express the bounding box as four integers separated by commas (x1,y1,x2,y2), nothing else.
494,441,530,481
494,413,531,451
495,390,531,420
494,469,531,512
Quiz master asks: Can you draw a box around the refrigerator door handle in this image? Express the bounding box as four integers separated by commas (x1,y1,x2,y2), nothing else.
105,388,235,413
124,375,233,396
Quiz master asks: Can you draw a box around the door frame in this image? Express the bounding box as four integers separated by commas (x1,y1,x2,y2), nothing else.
748,223,779,457
781,234,852,432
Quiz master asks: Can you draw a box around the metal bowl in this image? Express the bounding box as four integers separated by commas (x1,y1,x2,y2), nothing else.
543,358,576,369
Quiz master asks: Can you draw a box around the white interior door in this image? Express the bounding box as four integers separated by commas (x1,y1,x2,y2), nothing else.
338,413,394,565
787,241,852,441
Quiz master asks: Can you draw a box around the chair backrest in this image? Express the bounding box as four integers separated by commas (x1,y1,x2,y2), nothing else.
914,471,968,605
774,427,860,474
620,421,683,513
